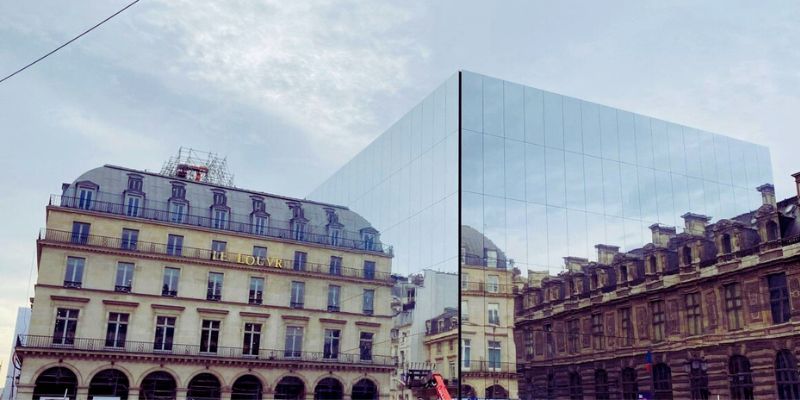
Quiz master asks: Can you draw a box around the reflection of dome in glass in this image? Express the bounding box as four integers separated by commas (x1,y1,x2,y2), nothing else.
461,225,508,268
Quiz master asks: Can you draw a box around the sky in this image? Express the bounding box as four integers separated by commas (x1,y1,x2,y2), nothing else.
1,0,799,386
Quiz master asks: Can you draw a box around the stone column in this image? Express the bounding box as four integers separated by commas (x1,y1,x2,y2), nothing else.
221,386,232,400
176,387,188,400
128,387,141,400
76,385,90,400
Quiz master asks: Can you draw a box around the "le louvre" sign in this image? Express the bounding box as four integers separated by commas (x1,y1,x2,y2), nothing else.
211,251,285,268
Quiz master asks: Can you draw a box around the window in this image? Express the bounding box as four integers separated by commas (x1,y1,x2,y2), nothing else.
722,233,733,253
523,330,534,359
359,332,373,361
252,215,268,236
651,300,666,342
78,187,95,210
53,308,79,345
686,292,703,336
329,256,342,276
648,255,657,274
323,329,341,359
293,251,307,271
64,257,85,288
652,363,673,400
488,303,500,325
328,228,341,246
284,326,303,357
595,369,609,400
776,350,800,400
620,264,629,282
364,261,375,280
621,368,638,400
243,323,261,356
362,231,375,250
154,316,175,351
252,246,267,260
461,300,469,321
290,281,305,308
171,184,185,199
768,273,791,324
162,267,180,296
292,221,306,241
212,209,228,229
121,228,138,250
545,324,554,358
724,283,744,330
682,245,692,266
767,220,780,241
567,319,580,353
486,249,498,267
461,273,469,289
592,313,604,349
729,355,754,400
105,313,128,348
327,285,340,312
461,339,471,369
211,240,227,253
487,340,501,370
620,308,633,346
212,192,226,206
363,289,374,315
124,194,142,217
569,372,582,400
200,320,220,353
487,275,499,293
207,272,223,301
689,360,709,400
127,176,143,191
436,342,442,354
249,277,264,305
169,201,186,223
115,262,134,292
71,221,90,244
166,234,183,256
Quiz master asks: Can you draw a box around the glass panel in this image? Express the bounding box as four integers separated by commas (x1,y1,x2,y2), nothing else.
617,111,637,165
672,174,690,218
620,163,641,220
543,92,564,149
655,170,675,227
462,129,483,193
650,119,670,171
526,203,548,269
545,147,566,207
567,210,589,260
563,97,583,153
484,135,505,196
506,199,527,267
714,134,732,185
683,127,703,178
564,151,586,210
583,156,605,215
599,106,619,161
546,207,567,271
602,160,623,217
505,140,525,201
462,71,483,132
581,101,601,158
687,177,707,216
524,87,545,145
483,195,506,255
634,114,654,168
483,76,504,136
667,123,687,175
698,130,718,182
525,143,547,205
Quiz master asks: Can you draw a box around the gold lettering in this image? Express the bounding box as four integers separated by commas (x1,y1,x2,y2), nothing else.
236,253,245,263
255,257,265,266
275,258,283,269
244,255,256,266
267,257,276,267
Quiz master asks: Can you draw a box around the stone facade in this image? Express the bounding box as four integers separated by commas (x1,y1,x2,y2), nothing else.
515,178,800,400
16,165,394,400
423,308,459,398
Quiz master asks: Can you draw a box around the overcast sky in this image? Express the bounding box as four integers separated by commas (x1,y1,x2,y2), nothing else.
1,0,799,384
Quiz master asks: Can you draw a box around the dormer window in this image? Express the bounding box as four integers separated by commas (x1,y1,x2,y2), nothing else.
171,184,186,200
485,249,498,268
252,215,269,236
124,194,142,217
591,272,599,290
212,208,228,229
213,192,226,206
328,228,341,246
648,255,657,274
620,265,629,282
127,175,143,192
766,220,779,241
252,199,265,212
682,246,692,266
722,234,733,254
75,182,98,210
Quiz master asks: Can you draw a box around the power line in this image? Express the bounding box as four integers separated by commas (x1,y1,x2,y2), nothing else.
0,0,141,85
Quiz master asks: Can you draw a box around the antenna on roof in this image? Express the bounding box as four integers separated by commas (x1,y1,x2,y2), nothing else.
160,147,234,187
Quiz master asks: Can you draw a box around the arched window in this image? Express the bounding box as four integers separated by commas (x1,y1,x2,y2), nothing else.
460,385,476,400
139,372,176,400
33,367,77,400
621,368,638,400
231,375,263,400
187,373,221,400
314,378,343,400
569,372,583,400
652,363,673,400
776,350,800,400
689,360,709,400
485,385,507,399
767,220,780,241
683,246,692,266
352,379,378,400
275,376,305,400
89,369,129,400
729,355,754,400
722,234,733,254
594,369,609,400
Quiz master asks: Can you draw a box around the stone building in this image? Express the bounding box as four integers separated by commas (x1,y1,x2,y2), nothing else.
16,162,395,400
515,174,800,400
422,308,459,398
461,226,519,400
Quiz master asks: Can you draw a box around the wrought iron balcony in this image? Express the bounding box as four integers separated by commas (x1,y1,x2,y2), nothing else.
17,334,396,366
460,281,515,295
460,361,517,374
40,228,393,283
52,194,393,255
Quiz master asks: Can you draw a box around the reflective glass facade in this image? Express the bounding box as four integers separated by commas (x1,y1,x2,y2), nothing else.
309,74,460,275
461,71,773,274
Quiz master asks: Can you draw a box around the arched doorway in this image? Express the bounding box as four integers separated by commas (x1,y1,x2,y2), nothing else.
351,379,377,400
33,367,78,400
231,375,263,400
314,378,343,400
485,385,508,399
461,384,476,399
187,373,221,400
275,376,305,400
89,369,129,399
139,371,176,400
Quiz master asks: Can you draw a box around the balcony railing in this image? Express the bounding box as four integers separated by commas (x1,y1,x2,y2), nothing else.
52,194,393,255
460,361,517,373
460,281,515,294
17,334,395,366
40,228,393,283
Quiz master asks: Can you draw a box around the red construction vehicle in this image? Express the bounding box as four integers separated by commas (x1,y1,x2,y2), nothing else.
403,364,453,400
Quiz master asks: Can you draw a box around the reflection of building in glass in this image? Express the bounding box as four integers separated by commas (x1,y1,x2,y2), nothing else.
423,308,459,398
461,226,520,400
17,162,394,400
515,177,800,400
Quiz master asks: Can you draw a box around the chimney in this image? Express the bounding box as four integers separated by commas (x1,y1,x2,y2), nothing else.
757,183,776,207
595,244,619,265
527,270,549,287
682,213,711,236
791,172,800,201
649,224,676,247
563,257,588,273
